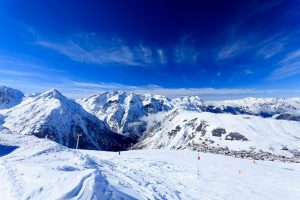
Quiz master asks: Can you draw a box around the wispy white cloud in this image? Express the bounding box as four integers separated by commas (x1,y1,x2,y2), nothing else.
216,1,299,62
36,34,167,67
0,55,65,73
268,49,300,81
174,34,202,64
215,30,300,85
157,49,167,65
279,49,300,64
233,1,283,28
0,54,68,85
245,69,254,75
254,31,300,59
256,39,285,59
215,32,288,61
217,40,250,60
268,61,300,81
71,81,140,90
0,69,35,77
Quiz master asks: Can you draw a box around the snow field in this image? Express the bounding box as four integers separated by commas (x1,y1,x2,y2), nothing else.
1,133,300,200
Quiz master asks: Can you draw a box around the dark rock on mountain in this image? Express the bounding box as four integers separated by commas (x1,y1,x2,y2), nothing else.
212,128,226,137
225,132,248,141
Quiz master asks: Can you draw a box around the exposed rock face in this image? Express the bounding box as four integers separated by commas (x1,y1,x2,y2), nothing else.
225,132,248,141
168,125,181,137
212,128,226,137
77,91,173,139
0,86,24,109
275,113,300,122
195,120,208,137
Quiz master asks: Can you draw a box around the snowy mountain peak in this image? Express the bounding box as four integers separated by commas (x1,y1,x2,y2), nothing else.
2,89,129,150
41,88,65,99
171,95,204,111
0,86,24,109
208,97,300,117
77,91,173,139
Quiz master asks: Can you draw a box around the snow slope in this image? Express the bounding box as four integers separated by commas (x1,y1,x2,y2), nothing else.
0,89,129,150
136,109,300,160
1,132,300,200
0,132,133,200
77,91,172,139
0,86,24,109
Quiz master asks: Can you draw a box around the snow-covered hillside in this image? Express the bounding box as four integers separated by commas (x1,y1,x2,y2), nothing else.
0,89,129,150
77,91,173,139
0,86,24,109
1,132,300,200
207,97,300,120
135,109,300,162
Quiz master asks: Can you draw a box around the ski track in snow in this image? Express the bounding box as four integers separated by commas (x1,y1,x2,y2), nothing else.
1,133,300,200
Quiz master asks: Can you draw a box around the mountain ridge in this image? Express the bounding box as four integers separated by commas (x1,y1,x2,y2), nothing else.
0,86,300,159
0,88,131,150
0,86,24,109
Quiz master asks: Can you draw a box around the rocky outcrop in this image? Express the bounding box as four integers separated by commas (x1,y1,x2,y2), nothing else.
212,128,226,137
225,132,248,141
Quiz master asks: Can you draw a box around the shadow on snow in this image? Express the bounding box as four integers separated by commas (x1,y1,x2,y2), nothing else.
0,144,19,157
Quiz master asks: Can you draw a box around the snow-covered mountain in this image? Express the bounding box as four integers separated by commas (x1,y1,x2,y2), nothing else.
206,97,300,120
0,86,24,109
77,91,173,139
1,86,300,159
77,93,300,160
135,109,300,161
0,89,129,150
78,93,207,139
170,96,205,111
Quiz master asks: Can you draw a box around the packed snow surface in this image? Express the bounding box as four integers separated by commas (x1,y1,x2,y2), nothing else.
1,132,300,200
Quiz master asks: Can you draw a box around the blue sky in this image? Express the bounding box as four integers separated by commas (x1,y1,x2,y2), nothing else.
0,0,300,99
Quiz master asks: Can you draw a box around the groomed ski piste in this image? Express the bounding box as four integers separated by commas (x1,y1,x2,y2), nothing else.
1,131,300,200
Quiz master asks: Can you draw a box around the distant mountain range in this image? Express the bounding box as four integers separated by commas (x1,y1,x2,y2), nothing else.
0,87,131,150
0,86,24,109
77,91,173,139
0,86,300,161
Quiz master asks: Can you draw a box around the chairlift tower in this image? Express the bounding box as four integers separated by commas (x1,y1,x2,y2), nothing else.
76,133,82,149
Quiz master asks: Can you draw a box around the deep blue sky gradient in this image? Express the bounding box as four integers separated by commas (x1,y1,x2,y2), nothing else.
0,0,300,99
